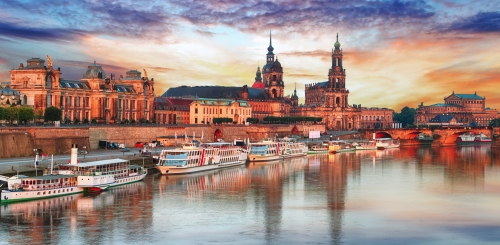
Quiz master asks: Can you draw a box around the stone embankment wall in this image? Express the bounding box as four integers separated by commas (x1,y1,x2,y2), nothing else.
0,124,325,158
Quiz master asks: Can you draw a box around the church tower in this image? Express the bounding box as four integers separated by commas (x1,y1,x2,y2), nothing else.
328,33,348,108
262,31,284,99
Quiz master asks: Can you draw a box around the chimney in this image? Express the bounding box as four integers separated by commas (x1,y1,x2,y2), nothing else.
70,144,78,164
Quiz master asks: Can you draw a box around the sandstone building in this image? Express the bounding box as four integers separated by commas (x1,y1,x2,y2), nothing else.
8,57,155,123
415,92,499,126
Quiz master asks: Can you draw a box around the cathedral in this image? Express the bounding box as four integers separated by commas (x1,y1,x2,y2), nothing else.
8,57,155,123
162,33,393,130
163,32,299,122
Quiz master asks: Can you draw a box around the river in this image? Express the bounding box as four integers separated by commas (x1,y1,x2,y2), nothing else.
1,145,499,244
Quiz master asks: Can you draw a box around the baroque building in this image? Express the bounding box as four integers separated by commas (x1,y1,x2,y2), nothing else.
9,57,155,123
163,32,298,123
161,33,392,130
302,34,362,130
415,92,499,126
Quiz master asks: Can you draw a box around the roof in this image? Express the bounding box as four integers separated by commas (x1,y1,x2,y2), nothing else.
454,93,484,99
60,79,91,89
60,158,129,168
429,114,456,123
164,86,271,101
429,103,462,107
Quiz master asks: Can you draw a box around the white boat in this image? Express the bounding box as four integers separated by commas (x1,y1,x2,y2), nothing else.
354,140,377,150
1,144,147,203
307,143,329,154
375,138,400,149
456,133,492,145
156,142,247,175
328,140,355,153
277,138,308,158
248,138,281,162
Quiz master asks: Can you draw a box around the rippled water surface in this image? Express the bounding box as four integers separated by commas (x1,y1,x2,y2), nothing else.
1,146,500,244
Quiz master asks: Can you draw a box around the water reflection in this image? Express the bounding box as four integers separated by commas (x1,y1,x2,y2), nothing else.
0,181,151,245
1,148,499,244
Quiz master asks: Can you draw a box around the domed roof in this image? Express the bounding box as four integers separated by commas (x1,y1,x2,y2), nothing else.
83,61,106,79
334,33,341,50
272,59,281,68
0,86,20,96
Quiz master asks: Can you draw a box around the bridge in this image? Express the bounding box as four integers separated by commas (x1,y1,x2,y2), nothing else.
364,127,500,147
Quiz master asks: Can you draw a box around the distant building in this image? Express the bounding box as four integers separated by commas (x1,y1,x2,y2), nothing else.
427,114,462,126
162,33,394,129
360,107,394,129
9,57,155,123
190,98,252,124
415,92,499,126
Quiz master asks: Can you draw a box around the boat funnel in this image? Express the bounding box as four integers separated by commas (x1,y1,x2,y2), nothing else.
70,144,78,164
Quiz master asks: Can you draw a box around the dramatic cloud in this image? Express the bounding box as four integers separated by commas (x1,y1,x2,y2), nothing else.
445,11,500,33
0,21,88,42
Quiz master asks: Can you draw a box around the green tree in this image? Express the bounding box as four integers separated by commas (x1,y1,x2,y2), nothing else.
0,107,7,120
489,118,500,127
393,106,416,128
6,107,19,125
18,106,35,125
44,106,62,123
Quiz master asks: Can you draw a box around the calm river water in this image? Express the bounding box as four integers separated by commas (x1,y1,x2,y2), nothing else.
1,145,500,245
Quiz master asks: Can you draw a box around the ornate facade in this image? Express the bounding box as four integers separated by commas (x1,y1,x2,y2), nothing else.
302,34,362,130
9,57,155,123
360,107,393,129
415,92,499,126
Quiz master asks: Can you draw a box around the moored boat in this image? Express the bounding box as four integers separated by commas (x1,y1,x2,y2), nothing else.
307,143,329,154
328,140,355,153
248,138,281,162
1,144,147,204
375,138,400,150
456,133,492,145
156,142,247,175
354,140,377,150
277,138,308,158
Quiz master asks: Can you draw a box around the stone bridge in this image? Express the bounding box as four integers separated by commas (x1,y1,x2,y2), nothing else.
364,127,500,147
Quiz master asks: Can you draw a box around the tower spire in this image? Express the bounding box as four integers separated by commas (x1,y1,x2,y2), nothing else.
334,33,341,50
267,29,274,52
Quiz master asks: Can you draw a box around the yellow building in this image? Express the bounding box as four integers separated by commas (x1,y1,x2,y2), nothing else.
190,98,252,124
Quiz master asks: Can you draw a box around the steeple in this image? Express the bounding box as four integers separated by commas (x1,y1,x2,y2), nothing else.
266,30,275,64
267,30,274,53
334,33,341,50
255,66,262,81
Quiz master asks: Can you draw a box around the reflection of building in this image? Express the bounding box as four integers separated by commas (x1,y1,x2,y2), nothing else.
416,92,500,126
9,58,155,123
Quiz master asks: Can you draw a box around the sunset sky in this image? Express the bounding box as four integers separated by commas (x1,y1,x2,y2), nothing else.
1,0,499,112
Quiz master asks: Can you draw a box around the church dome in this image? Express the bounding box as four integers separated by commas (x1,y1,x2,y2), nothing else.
83,61,106,79
272,60,281,68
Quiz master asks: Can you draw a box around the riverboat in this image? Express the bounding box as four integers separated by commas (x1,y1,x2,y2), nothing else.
354,140,377,150
156,142,248,175
307,143,329,154
375,138,400,150
456,133,492,145
328,140,355,153
1,145,147,203
278,138,308,158
248,138,281,162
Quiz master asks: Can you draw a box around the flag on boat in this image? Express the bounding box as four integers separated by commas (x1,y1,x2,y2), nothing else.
201,130,204,141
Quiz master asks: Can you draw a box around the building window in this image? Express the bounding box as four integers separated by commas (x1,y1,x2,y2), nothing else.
195,108,198,114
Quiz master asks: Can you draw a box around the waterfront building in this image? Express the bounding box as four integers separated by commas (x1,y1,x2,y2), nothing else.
8,57,155,123
164,32,299,123
415,92,499,126
190,98,252,124
296,34,394,129
359,107,394,129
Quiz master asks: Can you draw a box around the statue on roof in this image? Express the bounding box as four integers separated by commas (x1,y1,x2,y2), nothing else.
143,68,148,78
46,55,52,68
